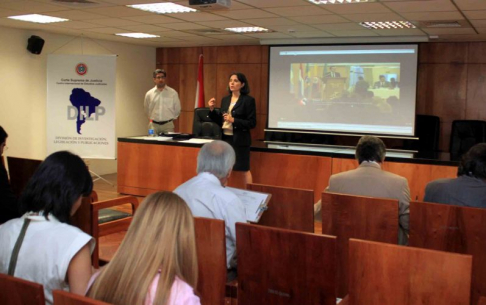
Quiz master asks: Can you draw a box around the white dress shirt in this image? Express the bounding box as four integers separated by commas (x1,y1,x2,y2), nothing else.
144,85,181,122
174,172,247,269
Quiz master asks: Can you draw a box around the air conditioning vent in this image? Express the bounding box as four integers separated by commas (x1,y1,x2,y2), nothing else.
419,21,462,28
188,0,231,10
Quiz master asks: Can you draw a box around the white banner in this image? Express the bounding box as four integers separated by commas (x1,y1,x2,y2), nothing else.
47,55,116,159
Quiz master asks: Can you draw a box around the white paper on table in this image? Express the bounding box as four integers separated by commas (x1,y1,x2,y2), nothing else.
179,138,215,144
226,187,271,223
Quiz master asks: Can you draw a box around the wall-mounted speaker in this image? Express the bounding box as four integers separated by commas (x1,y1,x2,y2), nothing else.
27,35,45,55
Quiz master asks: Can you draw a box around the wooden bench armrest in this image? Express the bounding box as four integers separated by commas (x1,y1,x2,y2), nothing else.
91,196,140,213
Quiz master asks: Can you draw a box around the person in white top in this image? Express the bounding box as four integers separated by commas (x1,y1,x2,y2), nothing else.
144,69,181,134
87,191,200,305
174,140,247,279
0,151,95,304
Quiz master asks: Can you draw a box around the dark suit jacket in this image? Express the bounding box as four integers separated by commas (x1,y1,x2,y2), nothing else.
0,161,19,224
325,71,341,78
208,94,256,147
424,175,486,208
374,81,391,89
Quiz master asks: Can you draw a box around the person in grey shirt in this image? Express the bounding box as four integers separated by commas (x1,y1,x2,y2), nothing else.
424,143,486,208
174,140,247,280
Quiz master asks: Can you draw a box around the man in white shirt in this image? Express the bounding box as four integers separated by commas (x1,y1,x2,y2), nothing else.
144,69,181,134
174,140,247,279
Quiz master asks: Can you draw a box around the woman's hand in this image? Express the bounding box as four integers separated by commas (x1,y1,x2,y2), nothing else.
223,113,234,123
208,98,216,111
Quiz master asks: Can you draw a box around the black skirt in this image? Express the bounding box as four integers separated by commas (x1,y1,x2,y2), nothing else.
222,135,250,171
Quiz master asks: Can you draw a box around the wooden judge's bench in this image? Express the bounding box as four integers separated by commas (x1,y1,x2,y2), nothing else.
117,137,458,202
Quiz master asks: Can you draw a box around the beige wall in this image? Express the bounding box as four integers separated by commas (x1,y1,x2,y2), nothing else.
0,26,155,175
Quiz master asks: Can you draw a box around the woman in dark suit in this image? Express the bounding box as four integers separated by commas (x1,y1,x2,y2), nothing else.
208,72,257,185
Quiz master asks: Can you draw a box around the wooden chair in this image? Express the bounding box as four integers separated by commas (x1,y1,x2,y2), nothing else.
409,200,486,305
0,273,45,305
247,183,314,233
347,238,472,305
6,156,42,197
53,290,111,305
236,222,336,305
321,192,398,298
194,217,227,305
70,194,139,268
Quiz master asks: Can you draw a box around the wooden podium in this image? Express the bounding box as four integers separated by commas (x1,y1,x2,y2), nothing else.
323,77,347,100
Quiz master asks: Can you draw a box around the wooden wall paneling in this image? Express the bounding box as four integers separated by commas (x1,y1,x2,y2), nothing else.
261,45,269,64
179,47,202,64
178,110,194,134
156,48,181,65
416,64,467,118
439,120,454,152
202,46,219,64
468,42,486,63
215,64,262,108
331,158,358,175
215,45,263,64
415,63,429,115
117,142,198,195
250,152,332,200
419,42,468,64
164,64,181,93
179,64,198,111
204,64,218,106
260,63,269,115
466,64,486,119
251,114,266,140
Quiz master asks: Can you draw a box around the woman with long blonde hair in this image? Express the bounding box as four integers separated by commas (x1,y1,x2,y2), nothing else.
87,191,199,305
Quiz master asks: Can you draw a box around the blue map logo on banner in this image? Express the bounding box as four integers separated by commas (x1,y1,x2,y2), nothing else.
67,88,105,134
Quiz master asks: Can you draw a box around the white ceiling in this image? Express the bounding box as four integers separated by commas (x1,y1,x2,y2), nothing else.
0,0,485,47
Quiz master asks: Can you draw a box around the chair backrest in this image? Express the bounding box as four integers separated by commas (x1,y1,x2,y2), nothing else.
321,192,398,297
450,120,486,158
6,156,42,197
0,273,45,305
53,290,111,305
247,183,314,232
70,191,99,267
416,114,441,152
236,222,336,305
193,107,222,139
409,200,486,305
348,239,472,305
194,217,227,305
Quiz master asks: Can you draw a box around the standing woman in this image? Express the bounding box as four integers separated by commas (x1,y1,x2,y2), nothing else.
208,72,257,185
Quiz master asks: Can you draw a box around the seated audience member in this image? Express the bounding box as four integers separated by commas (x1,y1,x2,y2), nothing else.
424,143,486,207
0,126,20,224
174,140,246,280
0,151,94,304
320,136,410,245
87,191,200,305
373,75,390,89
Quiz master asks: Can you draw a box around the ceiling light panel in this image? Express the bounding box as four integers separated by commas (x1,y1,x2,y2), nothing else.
224,27,270,33
127,3,197,14
116,33,160,38
8,14,69,24
308,0,372,4
360,21,416,29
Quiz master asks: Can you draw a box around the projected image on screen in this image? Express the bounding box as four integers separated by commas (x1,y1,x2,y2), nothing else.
268,45,418,136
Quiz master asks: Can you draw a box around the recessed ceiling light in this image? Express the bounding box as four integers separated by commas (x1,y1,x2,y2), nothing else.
360,21,416,30
115,33,160,39
127,2,197,14
308,0,371,4
8,14,69,24
224,27,270,33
